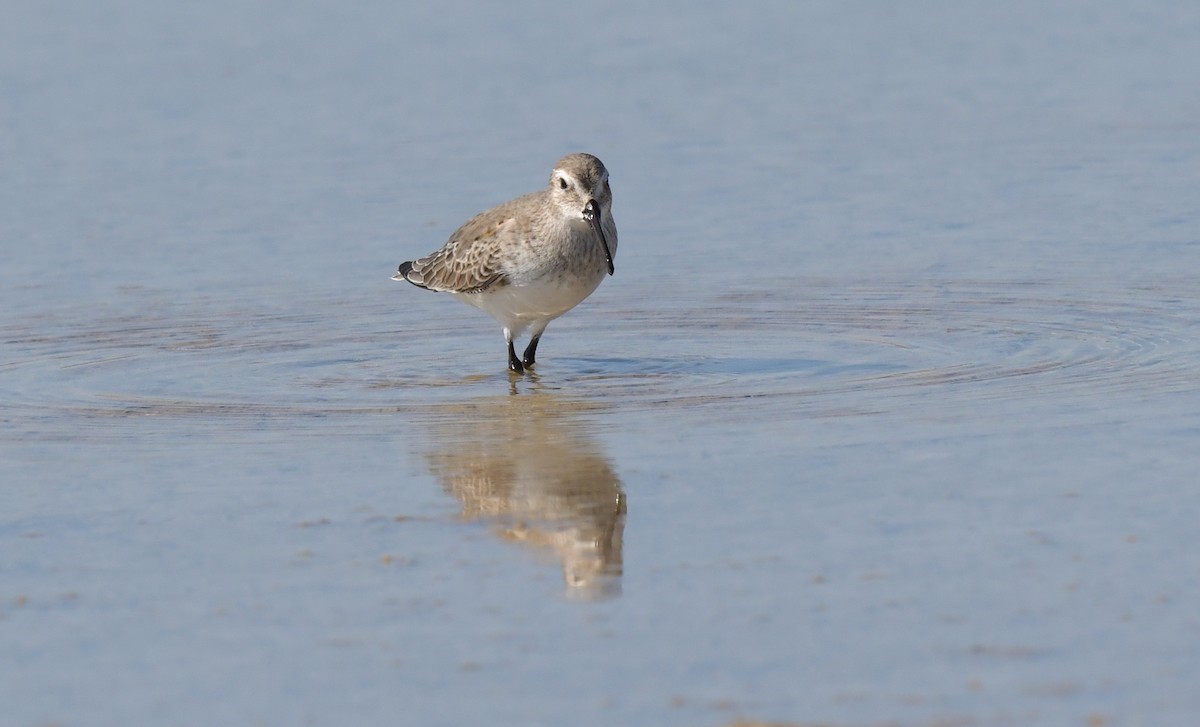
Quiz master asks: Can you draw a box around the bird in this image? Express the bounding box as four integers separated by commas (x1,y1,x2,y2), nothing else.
392,153,617,374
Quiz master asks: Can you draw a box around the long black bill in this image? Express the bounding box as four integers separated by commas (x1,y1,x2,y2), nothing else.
582,199,614,276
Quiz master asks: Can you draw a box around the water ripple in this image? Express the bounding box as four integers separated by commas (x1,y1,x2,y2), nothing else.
2,277,1197,439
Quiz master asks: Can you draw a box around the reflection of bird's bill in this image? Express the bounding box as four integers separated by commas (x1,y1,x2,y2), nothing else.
583,199,614,276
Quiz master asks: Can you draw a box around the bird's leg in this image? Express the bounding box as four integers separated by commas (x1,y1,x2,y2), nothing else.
507,340,524,374
521,333,542,369
505,330,524,374
522,323,549,369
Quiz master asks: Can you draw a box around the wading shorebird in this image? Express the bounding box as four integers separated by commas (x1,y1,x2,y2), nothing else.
392,153,617,374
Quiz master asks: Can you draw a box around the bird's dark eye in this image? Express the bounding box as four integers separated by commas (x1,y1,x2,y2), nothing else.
558,177,568,190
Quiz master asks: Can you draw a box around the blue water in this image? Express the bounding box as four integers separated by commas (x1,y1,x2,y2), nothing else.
3,2,1200,726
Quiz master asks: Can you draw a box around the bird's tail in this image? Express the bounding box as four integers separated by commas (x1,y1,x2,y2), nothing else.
392,261,418,284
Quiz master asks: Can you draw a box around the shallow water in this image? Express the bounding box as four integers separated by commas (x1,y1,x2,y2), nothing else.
4,2,1200,726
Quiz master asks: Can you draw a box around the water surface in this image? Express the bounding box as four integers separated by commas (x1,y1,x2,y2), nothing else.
3,2,1200,726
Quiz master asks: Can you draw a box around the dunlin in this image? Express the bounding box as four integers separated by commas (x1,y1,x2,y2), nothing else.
393,153,617,373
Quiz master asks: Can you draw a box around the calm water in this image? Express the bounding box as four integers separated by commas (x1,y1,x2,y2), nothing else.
3,2,1200,726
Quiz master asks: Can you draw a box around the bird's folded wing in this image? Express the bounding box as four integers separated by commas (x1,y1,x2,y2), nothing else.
406,210,520,294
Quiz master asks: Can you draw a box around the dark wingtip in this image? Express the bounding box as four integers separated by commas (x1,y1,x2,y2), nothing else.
392,260,418,284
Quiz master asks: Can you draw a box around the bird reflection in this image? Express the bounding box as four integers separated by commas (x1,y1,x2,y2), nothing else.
421,391,626,599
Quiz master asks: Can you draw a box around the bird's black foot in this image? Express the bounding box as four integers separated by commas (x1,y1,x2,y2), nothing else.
521,334,541,369
507,340,525,374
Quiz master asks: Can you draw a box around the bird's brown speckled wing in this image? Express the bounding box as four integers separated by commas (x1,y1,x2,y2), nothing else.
398,195,536,294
